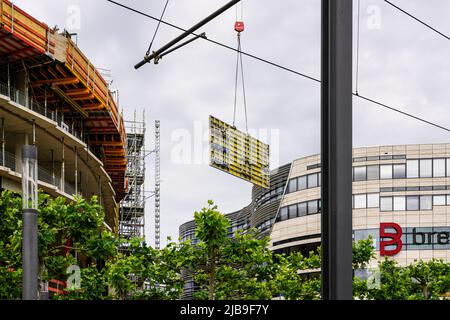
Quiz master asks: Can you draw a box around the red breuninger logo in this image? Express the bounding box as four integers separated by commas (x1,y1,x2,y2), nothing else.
380,223,403,256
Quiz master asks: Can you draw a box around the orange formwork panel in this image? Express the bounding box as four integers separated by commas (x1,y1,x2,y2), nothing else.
0,0,128,201
0,0,54,57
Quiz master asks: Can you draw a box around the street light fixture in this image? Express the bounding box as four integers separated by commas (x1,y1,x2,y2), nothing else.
21,145,38,300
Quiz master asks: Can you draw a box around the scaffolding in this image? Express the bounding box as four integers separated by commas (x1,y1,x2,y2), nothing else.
155,120,161,249
119,112,146,240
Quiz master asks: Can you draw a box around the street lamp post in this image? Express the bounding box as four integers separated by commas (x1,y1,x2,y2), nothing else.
22,145,39,300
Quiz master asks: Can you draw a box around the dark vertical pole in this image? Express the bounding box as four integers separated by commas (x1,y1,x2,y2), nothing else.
22,208,38,300
321,0,353,300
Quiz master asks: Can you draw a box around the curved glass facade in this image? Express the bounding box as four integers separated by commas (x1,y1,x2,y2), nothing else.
180,144,450,269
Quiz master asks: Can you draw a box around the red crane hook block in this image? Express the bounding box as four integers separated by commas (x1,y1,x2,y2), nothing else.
234,21,245,33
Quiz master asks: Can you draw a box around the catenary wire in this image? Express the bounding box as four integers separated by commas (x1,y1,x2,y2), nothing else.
106,0,450,133
384,0,450,42
146,0,171,56
106,0,320,83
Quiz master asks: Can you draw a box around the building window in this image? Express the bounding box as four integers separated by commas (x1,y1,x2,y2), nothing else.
367,165,380,180
367,193,379,208
308,200,318,215
433,159,446,177
407,160,419,178
406,196,419,211
393,196,406,211
354,194,367,209
318,172,322,186
433,195,446,206
280,207,288,221
420,196,432,210
380,197,393,211
308,174,318,188
393,164,406,179
298,202,307,217
447,159,450,177
420,159,432,178
288,204,297,219
298,176,307,191
288,179,297,193
353,166,366,182
380,165,392,179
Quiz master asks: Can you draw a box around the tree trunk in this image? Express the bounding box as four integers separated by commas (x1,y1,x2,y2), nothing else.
423,284,428,300
208,250,216,300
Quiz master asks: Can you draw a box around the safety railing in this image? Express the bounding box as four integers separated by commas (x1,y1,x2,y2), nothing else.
64,182,76,197
0,81,86,144
0,150,16,171
38,166,54,185
0,149,76,197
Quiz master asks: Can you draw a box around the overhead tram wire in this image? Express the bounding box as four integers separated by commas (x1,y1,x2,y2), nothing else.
354,93,450,133
146,0,171,56
106,0,320,83
106,0,450,134
384,0,450,42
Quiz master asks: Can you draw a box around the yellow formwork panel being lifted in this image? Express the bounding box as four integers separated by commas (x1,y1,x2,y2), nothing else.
209,115,270,189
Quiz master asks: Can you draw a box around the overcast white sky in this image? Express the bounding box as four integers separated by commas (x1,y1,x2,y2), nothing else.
15,0,450,246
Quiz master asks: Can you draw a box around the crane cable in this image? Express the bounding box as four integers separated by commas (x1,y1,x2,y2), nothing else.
146,0,170,56
232,1,249,133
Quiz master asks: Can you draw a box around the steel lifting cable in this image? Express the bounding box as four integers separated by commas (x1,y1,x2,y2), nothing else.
146,0,171,56
232,2,249,133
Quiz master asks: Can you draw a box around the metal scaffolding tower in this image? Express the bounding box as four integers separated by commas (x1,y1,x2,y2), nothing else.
155,120,161,249
119,112,146,240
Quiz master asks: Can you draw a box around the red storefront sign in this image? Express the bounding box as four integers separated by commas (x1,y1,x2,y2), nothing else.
380,223,403,256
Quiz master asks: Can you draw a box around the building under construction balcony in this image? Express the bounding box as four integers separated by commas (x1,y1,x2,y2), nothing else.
119,113,146,240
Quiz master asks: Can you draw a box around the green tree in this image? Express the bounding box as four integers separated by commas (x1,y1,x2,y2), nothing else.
192,200,230,300
354,258,450,300
0,190,119,300
106,238,192,300
406,259,450,300
189,201,376,300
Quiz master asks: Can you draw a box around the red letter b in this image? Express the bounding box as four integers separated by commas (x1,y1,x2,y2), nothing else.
380,223,403,256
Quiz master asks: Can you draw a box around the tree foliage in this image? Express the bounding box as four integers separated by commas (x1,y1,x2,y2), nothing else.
355,258,450,300
1,192,448,300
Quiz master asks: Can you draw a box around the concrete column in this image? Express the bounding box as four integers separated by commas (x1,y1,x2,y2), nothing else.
1,118,5,167
7,63,10,95
74,146,78,195
51,150,55,185
15,71,27,106
98,175,102,206
32,120,36,145
15,134,28,173
60,138,65,192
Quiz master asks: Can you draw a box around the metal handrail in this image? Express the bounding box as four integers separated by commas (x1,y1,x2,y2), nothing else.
0,149,76,197
0,81,86,144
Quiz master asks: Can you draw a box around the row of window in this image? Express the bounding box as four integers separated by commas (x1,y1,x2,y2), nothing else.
279,193,450,223
353,158,450,182
354,227,450,250
353,155,406,162
353,193,380,209
278,200,322,222
380,195,450,211
287,172,322,194
256,218,276,232
380,185,450,192
227,223,248,234
306,154,407,170
287,159,450,196
254,186,284,210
